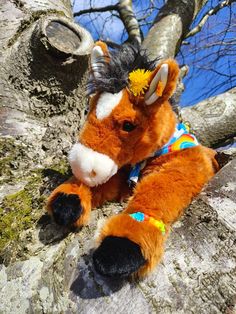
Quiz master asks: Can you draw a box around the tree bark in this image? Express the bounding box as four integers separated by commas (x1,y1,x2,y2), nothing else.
0,0,93,176
0,0,93,261
118,0,142,45
142,0,207,60
181,88,236,147
0,155,235,313
0,0,93,140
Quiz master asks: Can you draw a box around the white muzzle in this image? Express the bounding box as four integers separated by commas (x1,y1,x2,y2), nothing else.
68,143,118,187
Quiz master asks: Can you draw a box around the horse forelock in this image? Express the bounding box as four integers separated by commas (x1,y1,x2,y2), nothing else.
87,44,158,95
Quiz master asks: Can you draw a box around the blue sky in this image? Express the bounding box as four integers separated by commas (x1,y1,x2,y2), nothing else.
73,0,236,107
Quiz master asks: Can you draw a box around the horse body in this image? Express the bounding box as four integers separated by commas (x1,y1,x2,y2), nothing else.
47,42,218,278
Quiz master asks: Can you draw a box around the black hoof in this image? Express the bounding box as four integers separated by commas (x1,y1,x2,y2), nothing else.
93,236,146,278
51,193,82,226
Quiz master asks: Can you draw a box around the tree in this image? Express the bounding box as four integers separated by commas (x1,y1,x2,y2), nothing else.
0,0,235,313
75,1,236,100
74,0,236,147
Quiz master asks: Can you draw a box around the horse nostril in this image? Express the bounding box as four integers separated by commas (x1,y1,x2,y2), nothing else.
90,170,97,177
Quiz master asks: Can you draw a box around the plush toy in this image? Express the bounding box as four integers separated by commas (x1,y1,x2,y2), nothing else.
47,41,219,278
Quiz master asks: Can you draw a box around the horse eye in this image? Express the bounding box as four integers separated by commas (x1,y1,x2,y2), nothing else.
122,121,136,132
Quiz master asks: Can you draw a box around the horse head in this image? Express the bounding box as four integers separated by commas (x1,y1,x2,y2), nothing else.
69,42,180,187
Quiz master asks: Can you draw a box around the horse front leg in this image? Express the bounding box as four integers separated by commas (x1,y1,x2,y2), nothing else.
47,167,130,228
47,177,92,227
92,147,217,278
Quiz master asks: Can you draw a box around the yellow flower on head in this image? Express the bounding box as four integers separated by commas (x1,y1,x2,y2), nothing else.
129,69,152,96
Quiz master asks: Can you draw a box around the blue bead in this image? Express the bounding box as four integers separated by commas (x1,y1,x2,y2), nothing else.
130,212,144,222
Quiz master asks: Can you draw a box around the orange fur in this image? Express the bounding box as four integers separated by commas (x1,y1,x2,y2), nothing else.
150,59,180,102
97,213,167,277
80,59,179,167
97,145,217,277
47,50,219,277
80,91,177,166
47,177,92,227
47,170,131,226
91,167,131,208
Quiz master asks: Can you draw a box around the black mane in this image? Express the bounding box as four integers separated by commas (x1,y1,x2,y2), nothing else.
87,44,158,95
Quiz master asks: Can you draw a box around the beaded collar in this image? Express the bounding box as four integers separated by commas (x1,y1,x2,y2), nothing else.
129,212,166,234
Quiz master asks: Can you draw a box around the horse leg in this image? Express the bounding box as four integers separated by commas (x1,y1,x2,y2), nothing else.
47,168,130,228
93,147,217,278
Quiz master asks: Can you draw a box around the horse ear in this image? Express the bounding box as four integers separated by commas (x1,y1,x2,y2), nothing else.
144,59,180,105
90,41,110,78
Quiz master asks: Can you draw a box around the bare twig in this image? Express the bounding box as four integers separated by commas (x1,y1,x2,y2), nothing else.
185,0,236,38
74,0,142,45
74,4,118,18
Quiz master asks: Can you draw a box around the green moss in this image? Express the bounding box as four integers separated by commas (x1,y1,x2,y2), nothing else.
0,137,28,182
0,190,32,252
0,137,15,152
0,157,70,261
0,138,16,178
0,157,13,177
0,170,45,256
49,158,70,176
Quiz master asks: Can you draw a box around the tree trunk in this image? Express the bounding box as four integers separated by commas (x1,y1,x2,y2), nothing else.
0,0,93,149
0,0,93,264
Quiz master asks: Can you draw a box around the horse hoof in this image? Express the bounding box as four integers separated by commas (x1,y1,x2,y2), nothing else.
51,193,82,226
93,236,146,278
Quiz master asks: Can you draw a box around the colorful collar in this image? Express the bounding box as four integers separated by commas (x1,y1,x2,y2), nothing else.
129,212,166,235
128,123,199,185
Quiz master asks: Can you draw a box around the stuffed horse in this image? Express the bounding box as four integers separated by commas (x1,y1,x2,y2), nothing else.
47,41,219,278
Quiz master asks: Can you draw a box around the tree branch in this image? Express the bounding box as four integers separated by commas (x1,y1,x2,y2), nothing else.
74,4,118,18
74,0,141,45
117,0,142,45
142,0,210,60
185,0,236,38
180,87,236,148
142,0,193,59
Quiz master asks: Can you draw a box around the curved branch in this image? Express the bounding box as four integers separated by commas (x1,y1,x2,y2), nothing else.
185,0,236,38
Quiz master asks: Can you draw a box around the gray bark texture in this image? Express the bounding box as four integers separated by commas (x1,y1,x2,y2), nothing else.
0,0,93,275
0,0,235,313
181,88,236,148
142,0,207,60
0,155,235,313
118,0,142,44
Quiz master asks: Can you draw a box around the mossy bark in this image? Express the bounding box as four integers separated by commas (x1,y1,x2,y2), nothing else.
0,0,92,261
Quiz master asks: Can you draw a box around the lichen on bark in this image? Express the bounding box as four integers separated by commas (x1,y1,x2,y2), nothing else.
0,156,72,265
0,137,29,181
0,170,43,263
